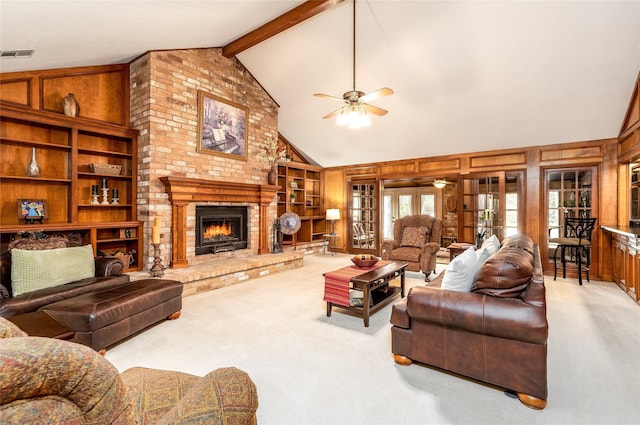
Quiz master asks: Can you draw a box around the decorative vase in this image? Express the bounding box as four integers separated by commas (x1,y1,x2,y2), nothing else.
62,93,79,117
267,166,277,185
26,147,41,177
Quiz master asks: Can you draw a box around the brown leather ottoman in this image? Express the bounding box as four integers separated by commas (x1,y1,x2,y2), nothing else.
42,279,183,353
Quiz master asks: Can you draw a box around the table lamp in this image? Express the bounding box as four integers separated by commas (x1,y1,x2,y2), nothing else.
326,208,340,235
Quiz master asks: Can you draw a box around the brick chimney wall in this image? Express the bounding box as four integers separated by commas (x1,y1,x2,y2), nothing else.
130,48,279,269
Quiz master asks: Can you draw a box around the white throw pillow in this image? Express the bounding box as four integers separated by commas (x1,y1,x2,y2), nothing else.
441,247,479,292
476,235,501,264
475,245,492,265
482,235,501,254
11,245,95,296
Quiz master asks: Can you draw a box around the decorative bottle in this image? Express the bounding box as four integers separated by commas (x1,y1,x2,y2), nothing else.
62,93,79,117
26,147,41,177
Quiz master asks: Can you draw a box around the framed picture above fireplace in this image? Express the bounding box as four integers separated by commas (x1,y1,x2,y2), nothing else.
197,90,248,160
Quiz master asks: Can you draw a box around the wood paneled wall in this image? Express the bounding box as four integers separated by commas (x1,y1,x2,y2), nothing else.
324,138,619,279
0,64,130,126
616,71,640,228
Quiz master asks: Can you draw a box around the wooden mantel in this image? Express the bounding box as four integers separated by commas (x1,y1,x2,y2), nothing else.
159,177,279,268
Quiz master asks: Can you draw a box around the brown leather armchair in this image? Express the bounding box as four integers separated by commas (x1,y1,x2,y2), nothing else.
382,214,443,281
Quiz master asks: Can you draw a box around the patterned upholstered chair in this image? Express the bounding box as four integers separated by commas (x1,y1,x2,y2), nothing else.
382,214,443,281
0,317,258,425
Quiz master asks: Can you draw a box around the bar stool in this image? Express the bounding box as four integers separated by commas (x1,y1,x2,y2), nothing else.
549,217,596,285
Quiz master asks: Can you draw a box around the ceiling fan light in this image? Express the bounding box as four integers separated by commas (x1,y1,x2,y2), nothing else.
348,108,361,128
433,180,447,189
359,109,371,127
336,108,349,126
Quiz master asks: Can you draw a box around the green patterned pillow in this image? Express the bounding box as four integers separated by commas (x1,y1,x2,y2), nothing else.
11,245,95,296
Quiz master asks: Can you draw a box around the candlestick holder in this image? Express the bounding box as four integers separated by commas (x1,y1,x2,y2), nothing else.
111,197,120,205
150,243,165,277
91,194,100,205
101,188,110,205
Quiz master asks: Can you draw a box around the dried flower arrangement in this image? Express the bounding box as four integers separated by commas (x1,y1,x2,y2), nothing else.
256,136,288,167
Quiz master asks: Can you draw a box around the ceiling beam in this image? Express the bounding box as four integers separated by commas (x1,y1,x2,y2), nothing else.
222,0,347,58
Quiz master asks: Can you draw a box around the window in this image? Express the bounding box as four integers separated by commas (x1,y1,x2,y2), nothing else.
382,187,440,244
383,194,392,240
420,194,436,217
398,194,412,218
504,193,518,237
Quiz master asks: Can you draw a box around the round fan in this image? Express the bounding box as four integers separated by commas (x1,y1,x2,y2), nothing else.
279,212,301,235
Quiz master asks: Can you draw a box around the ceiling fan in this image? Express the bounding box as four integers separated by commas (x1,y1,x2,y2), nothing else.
433,179,451,189
314,0,393,128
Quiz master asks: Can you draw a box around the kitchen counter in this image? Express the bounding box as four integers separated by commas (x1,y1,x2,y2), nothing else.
601,225,640,239
601,225,639,304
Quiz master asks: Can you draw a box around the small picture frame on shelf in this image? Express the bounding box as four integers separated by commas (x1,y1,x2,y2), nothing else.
119,228,137,239
18,199,46,224
290,181,298,189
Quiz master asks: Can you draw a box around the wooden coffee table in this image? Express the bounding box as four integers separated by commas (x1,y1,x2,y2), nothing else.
325,261,408,327
448,242,476,261
7,310,75,340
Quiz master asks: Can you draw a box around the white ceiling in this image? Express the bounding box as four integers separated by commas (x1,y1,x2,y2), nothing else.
1,1,639,168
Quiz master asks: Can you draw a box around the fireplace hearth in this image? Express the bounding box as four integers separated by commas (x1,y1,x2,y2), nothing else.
196,206,248,255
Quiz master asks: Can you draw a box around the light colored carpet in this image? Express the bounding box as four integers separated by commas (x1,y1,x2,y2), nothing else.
106,253,640,425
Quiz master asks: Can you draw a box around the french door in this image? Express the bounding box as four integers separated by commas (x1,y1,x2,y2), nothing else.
544,167,598,276
349,181,379,254
382,187,438,240
459,172,523,244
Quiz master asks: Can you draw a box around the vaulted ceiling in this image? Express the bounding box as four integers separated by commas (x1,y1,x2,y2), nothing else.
1,1,639,167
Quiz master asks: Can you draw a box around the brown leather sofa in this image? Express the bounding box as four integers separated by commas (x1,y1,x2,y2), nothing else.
382,214,443,281
390,234,548,409
1,253,128,318
1,236,183,353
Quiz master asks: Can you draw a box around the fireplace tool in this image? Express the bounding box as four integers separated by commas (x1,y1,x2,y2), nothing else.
272,218,283,253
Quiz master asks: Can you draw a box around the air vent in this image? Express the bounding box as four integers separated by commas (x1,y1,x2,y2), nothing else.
0,50,35,58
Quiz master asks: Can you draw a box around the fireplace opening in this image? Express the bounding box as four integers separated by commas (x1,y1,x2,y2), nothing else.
196,206,248,255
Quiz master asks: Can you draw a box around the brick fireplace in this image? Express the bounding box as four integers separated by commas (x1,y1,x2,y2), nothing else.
195,206,249,255
129,47,279,270
160,177,279,268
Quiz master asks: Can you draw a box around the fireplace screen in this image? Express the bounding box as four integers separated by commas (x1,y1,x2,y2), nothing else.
196,206,248,254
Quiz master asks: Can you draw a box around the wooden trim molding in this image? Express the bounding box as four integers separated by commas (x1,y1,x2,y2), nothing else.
159,177,279,267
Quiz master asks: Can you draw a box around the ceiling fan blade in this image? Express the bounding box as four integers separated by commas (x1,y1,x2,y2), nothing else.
359,87,394,103
361,103,388,116
314,93,346,102
322,107,346,119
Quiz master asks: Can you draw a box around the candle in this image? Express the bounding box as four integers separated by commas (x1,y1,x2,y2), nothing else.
112,188,118,198
102,178,108,189
151,218,161,244
92,185,98,195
